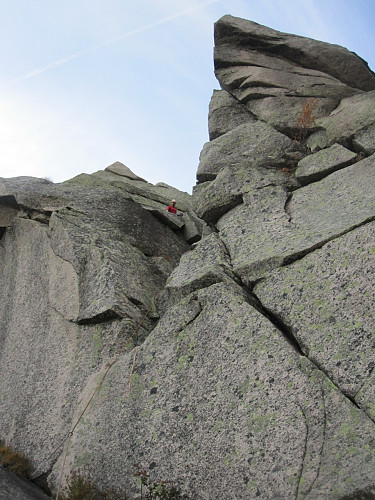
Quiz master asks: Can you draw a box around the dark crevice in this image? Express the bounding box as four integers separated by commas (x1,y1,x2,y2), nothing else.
283,192,293,222
0,195,20,210
310,382,327,494
218,235,305,355
343,135,373,157
0,227,6,239
344,392,361,410
128,296,144,308
77,309,123,325
196,172,217,184
32,469,52,496
255,183,277,190
250,289,304,355
240,81,286,90
18,204,53,223
250,286,372,420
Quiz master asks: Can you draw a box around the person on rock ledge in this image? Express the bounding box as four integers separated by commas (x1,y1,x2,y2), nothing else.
166,199,177,214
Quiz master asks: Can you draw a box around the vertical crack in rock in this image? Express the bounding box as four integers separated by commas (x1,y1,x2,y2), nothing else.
283,191,293,223
305,382,328,496
295,402,309,500
296,381,328,499
250,289,304,355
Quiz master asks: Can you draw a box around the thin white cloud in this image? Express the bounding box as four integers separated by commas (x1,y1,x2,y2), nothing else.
1,0,222,90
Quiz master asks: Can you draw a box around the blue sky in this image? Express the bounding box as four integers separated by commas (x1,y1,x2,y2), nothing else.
1,0,374,193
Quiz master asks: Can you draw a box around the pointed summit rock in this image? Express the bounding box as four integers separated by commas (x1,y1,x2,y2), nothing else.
105,161,147,182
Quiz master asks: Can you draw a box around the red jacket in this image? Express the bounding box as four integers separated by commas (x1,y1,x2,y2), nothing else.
166,205,177,214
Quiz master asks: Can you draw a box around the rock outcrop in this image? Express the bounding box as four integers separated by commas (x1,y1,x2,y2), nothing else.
1,16,375,500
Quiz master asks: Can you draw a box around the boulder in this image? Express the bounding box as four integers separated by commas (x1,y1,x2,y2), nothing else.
165,233,237,301
213,15,375,135
193,163,297,223
216,65,358,103
245,96,340,135
197,121,297,182
214,15,375,91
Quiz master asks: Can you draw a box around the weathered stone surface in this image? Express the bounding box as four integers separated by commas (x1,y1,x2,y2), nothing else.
208,89,254,140
0,203,19,228
216,65,358,102
181,213,203,244
217,154,375,284
214,15,375,91
0,215,151,476
0,468,50,500
143,206,185,230
165,233,237,300
197,121,297,182
245,95,340,135
193,163,297,223
50,283,375,500
0,174,191,478
352,123,375,155
214,45,298,73
307,90,375,150
105,161,147,182
67,170,193,213
295,143,357,185
64,170,211,244
254,221,375,417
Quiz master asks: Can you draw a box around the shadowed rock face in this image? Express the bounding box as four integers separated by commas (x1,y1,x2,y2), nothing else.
0,468,50,500
2,16,375,500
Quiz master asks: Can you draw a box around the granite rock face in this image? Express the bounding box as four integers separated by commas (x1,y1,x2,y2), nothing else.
1,15,375,500
0,172,200,493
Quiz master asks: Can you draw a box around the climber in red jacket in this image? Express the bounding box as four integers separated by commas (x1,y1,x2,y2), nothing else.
166,199,177,214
